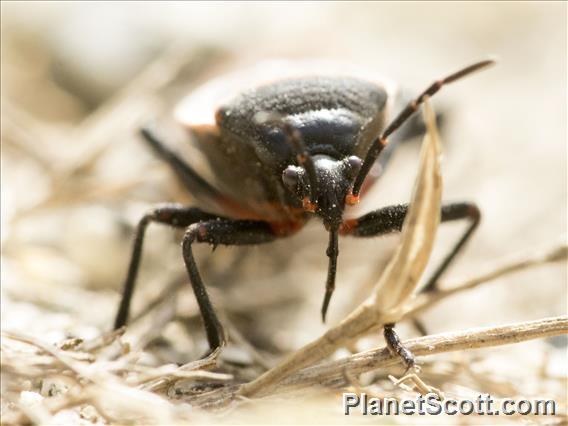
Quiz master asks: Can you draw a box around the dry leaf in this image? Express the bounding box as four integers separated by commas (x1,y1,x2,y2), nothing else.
371,97,442,316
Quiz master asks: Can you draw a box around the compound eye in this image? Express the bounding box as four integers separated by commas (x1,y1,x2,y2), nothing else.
346,155,362,178
282,166,302,191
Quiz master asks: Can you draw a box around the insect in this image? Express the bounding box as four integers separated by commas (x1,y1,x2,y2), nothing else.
113,59,494,367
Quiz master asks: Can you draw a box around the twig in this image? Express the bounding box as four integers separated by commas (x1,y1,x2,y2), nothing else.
133,367,232,387
140,347,222,392
279,316,567,392
233,316,567,399
2,331,190,423
1,331,94,380
409,242,568,316
81,327,126,353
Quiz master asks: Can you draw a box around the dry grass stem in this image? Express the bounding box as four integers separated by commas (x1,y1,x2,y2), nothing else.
238,99,444,398
277,315,568,393
409,242,568,316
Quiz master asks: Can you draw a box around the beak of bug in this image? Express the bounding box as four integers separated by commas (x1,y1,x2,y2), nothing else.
281,154,362,323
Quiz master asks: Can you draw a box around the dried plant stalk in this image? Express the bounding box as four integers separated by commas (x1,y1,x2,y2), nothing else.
409,242,568,316
280,315,568,392
238,98,443,398
370,97,442,313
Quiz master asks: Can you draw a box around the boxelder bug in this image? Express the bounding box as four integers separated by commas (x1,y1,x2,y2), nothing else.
113,59,494,367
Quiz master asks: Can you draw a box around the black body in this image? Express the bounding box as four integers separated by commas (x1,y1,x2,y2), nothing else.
187,75,389,226
218,76,387,163
113,60,494,366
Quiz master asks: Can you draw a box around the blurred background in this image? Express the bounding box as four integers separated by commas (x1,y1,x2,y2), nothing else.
1,2,566,424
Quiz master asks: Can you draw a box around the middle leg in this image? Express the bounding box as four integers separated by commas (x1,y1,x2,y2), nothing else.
181,219,278,350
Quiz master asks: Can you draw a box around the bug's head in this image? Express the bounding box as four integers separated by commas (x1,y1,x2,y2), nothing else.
282,154,362,229
254,111,362,230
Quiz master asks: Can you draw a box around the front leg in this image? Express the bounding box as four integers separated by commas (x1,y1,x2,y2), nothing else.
182,219,277,350
384,323,415,372
341,201,480,368
342,201,480,292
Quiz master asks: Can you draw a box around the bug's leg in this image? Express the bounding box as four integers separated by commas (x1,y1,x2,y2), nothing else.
182,219,277,350
421,202,481,292
343,202,480,290
384,323,415,372
114,205,221,330
140,126,224,202
341,202,480,367
352,59,495,196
